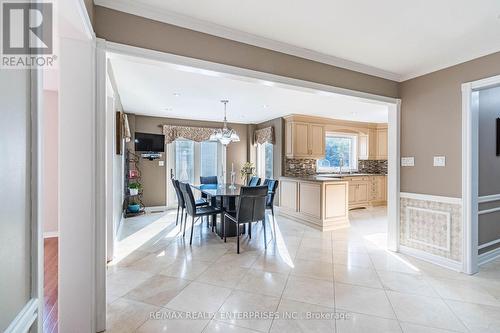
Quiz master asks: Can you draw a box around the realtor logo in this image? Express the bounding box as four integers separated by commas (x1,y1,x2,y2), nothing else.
1,0,56,68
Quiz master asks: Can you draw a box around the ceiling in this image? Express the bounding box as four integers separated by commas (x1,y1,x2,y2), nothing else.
97,0,500,81
109,53,388,124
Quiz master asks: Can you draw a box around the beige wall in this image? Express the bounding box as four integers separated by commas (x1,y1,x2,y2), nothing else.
128,115,250,207
43,90,59,235
93,6,398,99
400,52,500,197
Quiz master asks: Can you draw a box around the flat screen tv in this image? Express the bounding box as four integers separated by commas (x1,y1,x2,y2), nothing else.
134,132,165,152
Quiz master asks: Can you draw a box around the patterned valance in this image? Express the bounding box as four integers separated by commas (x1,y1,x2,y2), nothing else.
162,124,218,144
254,126,275,145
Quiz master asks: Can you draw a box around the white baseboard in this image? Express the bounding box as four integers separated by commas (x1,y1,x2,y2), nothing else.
400,192,462,205
399,245,462,272
478,246,500,266
43,231,59,238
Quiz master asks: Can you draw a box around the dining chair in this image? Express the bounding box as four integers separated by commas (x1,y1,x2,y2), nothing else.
179,182,223,245
264,179,279,232
172,179,208,229
223,185,268,253
199,176,218,199
248,176,261,186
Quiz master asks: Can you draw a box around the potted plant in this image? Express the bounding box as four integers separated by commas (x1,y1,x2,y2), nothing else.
128,182,142,196
240,162,256,185
127,199,141,213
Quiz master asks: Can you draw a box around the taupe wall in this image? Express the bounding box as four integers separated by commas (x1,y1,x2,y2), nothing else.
84,0,94,24
478,85,500,253
127,115,250,207
93,6,398,99
400,52,500,197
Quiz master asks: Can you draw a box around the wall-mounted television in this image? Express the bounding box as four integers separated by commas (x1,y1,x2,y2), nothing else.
134,132,165,152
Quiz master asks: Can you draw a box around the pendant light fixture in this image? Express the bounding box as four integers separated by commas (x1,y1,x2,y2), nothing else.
211,100,240,145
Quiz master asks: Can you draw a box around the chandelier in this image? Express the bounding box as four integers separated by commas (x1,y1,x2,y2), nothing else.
211,100,240,145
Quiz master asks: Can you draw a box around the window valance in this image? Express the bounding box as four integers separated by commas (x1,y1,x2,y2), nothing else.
162,124,218,144
254,126,275,145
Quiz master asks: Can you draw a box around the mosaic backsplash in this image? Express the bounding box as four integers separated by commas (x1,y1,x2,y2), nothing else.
400,196,462,262
284,158,317,176
358,160,387,174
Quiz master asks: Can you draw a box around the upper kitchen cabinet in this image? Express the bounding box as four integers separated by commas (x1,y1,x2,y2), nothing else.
285,116,325,159
358,125,387,160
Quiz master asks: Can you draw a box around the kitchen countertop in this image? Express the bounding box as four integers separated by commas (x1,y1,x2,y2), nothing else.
280,173,386,182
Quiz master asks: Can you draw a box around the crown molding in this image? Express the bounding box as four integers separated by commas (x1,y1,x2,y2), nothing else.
94,0,402,82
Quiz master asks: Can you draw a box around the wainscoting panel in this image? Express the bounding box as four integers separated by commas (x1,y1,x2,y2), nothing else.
400,194,462,262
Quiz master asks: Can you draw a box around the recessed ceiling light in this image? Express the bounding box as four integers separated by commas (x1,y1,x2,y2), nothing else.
173,93,180,97
163,107,173,111
263,104,269,108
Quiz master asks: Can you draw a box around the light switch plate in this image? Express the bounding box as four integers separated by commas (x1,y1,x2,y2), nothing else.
401,157,415,167
433,156,446,167
158,161,165,167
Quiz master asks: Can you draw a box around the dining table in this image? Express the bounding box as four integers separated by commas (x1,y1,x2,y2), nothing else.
190,183,244,237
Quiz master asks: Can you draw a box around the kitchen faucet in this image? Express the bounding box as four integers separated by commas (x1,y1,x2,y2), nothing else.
339,156,344,176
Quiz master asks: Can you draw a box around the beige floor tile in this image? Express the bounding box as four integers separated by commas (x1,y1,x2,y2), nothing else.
196,264,249,288
290,258,334,281
300,237,334,249
427,277,500,307
106,298,158,333
106,268,154,298
283,275,335,308
370,252,422,275
124,274,190,306
335,283,396,319
235,268,288,297
377,270,439,297
160,258,212,280
399,322,458,333
217,290,280,332
334,264,383,289
333,240,368,254
136,310,210,333
126,251,179,274
335,311,402,333
166,281,232,313
251,254,295,274
446,299,500,333
386,291,467,332
214,252,260,268
204,320,260,333
270,299,336,333
295,245,334,263
333,251,373,269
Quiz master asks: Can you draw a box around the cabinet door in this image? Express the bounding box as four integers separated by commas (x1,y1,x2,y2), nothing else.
293,122,310,156
309,124,325,157
376,129,388,159
298,182,321,219
280,180,298,211
285,122,293,157
348,183,358,204
358,134,369,160
355,182,369,202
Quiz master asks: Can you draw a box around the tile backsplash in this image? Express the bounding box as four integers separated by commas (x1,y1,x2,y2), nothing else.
358,160,388,174
284,158,317,176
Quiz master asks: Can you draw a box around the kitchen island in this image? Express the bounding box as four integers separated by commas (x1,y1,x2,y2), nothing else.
278,176,350,231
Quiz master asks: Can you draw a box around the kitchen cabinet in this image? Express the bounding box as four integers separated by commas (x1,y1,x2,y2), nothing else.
358,127,387,160
344,175,386,209
279,177,349,231
285,118,325,159
376,128,388,159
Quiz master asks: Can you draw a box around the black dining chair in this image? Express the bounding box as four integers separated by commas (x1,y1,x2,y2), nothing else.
179,182,223,245
200,176,218,199
264,179,279,229
172,179,208,229
248,176,261,186
223,185,268,253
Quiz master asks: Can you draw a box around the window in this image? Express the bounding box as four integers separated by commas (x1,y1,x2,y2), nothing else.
317,133,358,172
257,142,273,179
174,140,194,183
200,141,218,177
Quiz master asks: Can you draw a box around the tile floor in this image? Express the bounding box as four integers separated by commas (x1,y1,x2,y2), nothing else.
106,207,500,332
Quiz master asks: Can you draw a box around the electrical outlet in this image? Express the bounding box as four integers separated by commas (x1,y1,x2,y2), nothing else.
401,157,415,167
433,156,446,167
158,161,165,167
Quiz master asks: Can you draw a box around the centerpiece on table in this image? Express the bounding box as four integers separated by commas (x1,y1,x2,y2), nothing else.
240,162,256,185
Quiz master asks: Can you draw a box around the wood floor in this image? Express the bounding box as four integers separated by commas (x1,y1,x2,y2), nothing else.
43,237,58,333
